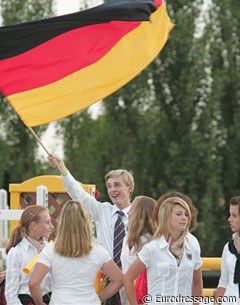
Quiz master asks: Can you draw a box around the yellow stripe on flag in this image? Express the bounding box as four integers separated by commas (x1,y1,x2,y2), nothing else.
7,3,174,127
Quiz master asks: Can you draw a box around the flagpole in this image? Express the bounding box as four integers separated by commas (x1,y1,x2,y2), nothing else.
28,127,50,156
29,127,65,174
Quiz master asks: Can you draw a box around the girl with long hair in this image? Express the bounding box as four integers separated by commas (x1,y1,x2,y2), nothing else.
121,196,157,305
124,197,203,305
29,200,122,305
5,205,53,305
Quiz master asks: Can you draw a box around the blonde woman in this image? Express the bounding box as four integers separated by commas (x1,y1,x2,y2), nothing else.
157,191,201,252
5,205,53,305
121,196,157,305
123,197,202,305
29,200,122,305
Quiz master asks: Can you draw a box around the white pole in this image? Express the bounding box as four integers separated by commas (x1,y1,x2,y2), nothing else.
0,189,8,243
36,185,48,208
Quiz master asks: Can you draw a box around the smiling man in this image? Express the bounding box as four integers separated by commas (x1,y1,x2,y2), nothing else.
48,155,134,305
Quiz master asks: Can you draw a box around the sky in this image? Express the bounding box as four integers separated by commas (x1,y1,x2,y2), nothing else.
55,0,80,15
0,1,102,25
55,0,102,15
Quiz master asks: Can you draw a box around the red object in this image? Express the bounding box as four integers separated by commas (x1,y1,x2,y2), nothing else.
95,189,100,200
135,269,148,304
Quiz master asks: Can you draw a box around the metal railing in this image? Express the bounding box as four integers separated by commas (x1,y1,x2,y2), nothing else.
202,257,221,297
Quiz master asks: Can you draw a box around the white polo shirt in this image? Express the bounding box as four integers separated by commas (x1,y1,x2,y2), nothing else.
138,234,202,305
38,242,111,305
62,172,130,257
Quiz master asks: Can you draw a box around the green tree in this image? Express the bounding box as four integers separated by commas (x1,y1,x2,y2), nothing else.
205,0,240,253
0,0,54,191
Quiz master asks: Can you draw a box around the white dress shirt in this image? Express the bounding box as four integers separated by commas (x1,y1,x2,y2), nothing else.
5,237,51,305
38,242,111,305
62,172,130,257
138,234,202,305
218,241,239,305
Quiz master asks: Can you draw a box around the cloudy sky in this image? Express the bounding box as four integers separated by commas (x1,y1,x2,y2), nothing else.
55,0,80,15
55,0,102,15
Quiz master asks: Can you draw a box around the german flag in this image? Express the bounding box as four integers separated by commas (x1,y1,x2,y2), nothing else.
0,0,174,127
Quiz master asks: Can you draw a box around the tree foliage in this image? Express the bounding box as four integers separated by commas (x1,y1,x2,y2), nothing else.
0,0,54,191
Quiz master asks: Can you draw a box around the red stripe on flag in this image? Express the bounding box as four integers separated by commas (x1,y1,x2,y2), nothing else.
0,20,141,97
155,0,163,6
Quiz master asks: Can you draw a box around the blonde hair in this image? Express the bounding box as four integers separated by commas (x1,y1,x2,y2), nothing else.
157,191,198,232
128,196,157,253
105,169,134,190
154,197,191,239
6,205,47,254
54,200,92,257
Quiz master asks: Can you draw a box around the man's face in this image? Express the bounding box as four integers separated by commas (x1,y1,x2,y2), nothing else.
106,176,132,209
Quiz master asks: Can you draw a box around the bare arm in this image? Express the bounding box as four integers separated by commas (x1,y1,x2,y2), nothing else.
99,260,123,302
214,244,228,304
123,257,146,305
29,263,49,305
0,267,6,284
192,268,203,305
214,287,226,304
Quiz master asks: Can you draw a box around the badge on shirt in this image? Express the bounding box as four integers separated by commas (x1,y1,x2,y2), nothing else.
186,252,192,260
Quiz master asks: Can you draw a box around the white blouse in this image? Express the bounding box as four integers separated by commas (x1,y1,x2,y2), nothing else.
37,242,111,305
138,234,202,305
5,237,51,305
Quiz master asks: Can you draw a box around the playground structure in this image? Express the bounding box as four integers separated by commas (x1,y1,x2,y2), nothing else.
0,175,221,301
0,175,95,252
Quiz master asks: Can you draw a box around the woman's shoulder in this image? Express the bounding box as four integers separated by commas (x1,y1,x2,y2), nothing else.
222,240,231,252
186,232,200,247
6,241,24,263
141,237,161,251
43,241,54,253
90,242,111,262
141,233,152,244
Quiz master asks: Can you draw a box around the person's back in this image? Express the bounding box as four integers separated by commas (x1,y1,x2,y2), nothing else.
29,200,123,305
38,242,110,305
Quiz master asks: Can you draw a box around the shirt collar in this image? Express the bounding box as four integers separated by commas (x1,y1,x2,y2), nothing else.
157,234,191,250
21,236,36,251
184,235,192,251
111,204,131,217
158,235,169,249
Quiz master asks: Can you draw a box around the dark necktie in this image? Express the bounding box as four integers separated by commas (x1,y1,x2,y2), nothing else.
113,210,125,268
